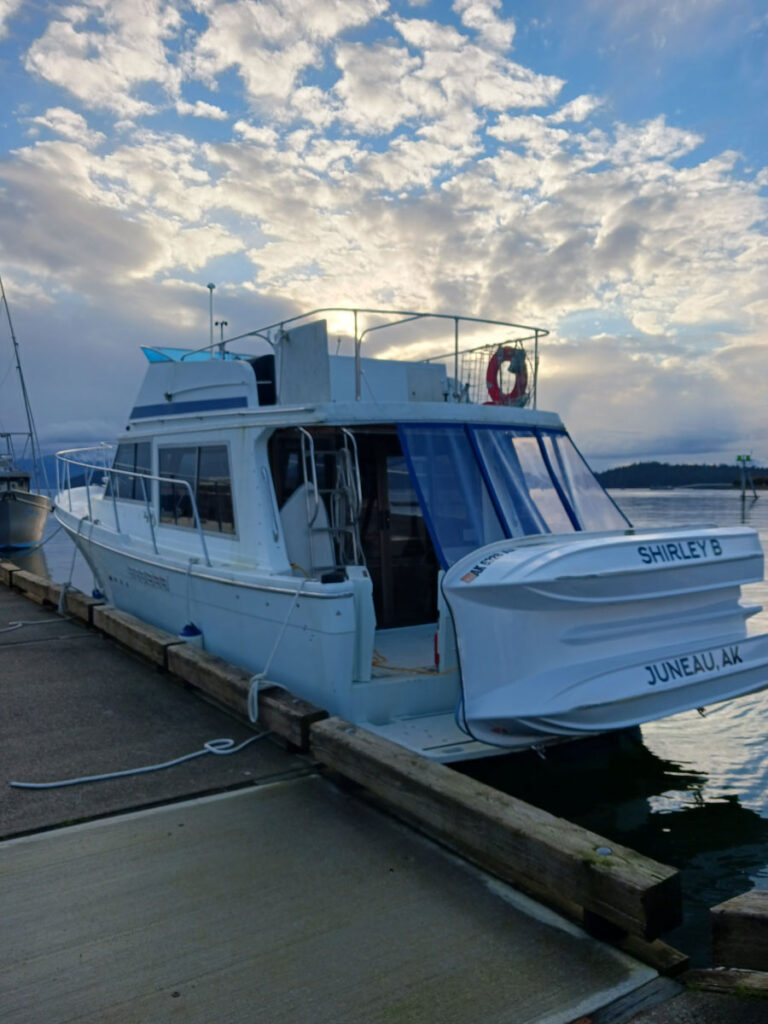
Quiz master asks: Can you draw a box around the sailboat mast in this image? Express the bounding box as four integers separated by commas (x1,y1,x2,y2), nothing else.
0,276,47,492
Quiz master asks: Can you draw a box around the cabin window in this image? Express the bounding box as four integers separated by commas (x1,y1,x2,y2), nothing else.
472,428,575,535
105,441,151,501
399,423,630,568
540,432,628,531
398,424,504,568
158,444,235,533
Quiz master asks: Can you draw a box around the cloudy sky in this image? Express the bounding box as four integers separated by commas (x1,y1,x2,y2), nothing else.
0,0,766,468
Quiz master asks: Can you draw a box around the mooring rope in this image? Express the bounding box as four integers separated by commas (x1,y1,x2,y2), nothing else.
9,733,270,790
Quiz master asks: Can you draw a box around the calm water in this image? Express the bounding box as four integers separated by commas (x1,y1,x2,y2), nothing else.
13,490,768,964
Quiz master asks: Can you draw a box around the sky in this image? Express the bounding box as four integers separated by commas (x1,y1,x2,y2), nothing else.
0,0,766,469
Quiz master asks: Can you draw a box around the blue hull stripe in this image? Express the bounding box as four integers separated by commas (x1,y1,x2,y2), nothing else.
130,396,248,419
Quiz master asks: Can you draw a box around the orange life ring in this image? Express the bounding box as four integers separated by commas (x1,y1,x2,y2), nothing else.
486,346,528,405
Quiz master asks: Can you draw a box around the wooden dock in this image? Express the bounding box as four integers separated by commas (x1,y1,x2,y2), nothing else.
1,563,765,1023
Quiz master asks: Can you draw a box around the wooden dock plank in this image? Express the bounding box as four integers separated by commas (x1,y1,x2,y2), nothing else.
10,569,51,605
310,717,682,942
711,890,768,970
92,604,184,666
166,643,327,749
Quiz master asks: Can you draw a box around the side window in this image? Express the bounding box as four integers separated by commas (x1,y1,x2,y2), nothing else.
197,445,235,534
159,446,197,528
134,442,151,500
106,442,152,501
158,444,235,534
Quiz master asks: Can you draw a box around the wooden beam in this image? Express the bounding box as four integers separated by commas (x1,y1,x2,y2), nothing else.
712,890,768,971
11,569,50,605
63,589,104,624
684,967,768,998
310,716,682,941
0,561,19,586
166,643,327,749
92,605,184,667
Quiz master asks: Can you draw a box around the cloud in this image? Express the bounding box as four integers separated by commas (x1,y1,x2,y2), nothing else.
24,0,183,116
175,99,229,119
549,94,603,123
0,0,22,38
28,107,106,148
186,0,387,105
453,0,516,52
3,0,767,463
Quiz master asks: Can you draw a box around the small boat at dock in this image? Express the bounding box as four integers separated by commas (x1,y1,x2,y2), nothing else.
0,278,51,549
54,307,768,760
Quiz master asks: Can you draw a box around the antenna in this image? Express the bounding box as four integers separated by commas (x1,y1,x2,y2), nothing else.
207,283,215,352
215,320,228,357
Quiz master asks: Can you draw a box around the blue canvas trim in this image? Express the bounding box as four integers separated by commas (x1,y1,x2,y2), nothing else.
534,429,581,531
397,423,450,570
130,396,248,419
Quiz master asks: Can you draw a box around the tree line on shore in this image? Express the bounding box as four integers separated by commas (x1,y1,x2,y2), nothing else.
596,461,768,489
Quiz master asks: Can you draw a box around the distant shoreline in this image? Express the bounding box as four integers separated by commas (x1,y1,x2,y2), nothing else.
596,461,766,490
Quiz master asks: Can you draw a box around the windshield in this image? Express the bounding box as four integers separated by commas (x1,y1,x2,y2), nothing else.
399,423,629,567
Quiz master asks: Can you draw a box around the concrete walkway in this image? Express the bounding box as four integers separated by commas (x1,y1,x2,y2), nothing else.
1,586,305,839
1,779,662,1024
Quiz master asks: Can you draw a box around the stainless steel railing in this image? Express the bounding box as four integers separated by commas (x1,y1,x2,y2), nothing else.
55,445,211,566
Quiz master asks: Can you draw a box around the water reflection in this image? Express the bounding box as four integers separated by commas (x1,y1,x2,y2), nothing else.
2,516,93,594
7,544,50,579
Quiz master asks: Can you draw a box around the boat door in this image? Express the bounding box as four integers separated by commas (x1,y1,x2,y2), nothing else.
355,428,439,629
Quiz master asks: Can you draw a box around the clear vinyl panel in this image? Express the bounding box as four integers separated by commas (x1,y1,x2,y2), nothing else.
470,427,574,535
540,431,629,531
400,423,629,568
398,424,504,568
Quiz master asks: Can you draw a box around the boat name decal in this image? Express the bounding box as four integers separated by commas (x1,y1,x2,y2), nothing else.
460,549,511,583
644,645,742,686
637,538,723,565
127,566,171,591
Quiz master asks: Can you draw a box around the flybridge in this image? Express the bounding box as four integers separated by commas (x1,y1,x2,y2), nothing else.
136,307,548,414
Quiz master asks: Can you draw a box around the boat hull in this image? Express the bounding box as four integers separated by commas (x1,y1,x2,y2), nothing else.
0,490,51,548
443,526,768,743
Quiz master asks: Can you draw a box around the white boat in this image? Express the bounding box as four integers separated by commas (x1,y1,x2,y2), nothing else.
54,308,768,761
0,278,51,549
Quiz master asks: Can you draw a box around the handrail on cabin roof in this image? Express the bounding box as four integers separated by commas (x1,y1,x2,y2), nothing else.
149,307,549,407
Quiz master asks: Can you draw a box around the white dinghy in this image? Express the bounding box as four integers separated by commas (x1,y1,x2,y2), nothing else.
54,308,768,761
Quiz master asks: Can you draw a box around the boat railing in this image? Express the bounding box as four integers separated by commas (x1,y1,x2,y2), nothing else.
178,307,548,407
56,445,211,566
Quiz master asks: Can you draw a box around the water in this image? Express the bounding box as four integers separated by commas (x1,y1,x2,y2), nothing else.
11,490,768,964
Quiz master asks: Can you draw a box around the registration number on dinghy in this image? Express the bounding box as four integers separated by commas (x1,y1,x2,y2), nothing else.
644,644,742,686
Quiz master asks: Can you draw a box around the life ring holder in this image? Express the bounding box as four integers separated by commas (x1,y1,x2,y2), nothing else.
485,345,528,405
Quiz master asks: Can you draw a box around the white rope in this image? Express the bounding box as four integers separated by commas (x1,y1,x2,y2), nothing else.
58,516,86,614
0,619,64,634
9,733,270,790
248,577,307,723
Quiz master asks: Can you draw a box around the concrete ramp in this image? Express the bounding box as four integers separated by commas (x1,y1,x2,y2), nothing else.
1,776,657,1024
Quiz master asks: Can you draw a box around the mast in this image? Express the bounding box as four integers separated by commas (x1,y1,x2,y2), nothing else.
0,276,47,492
